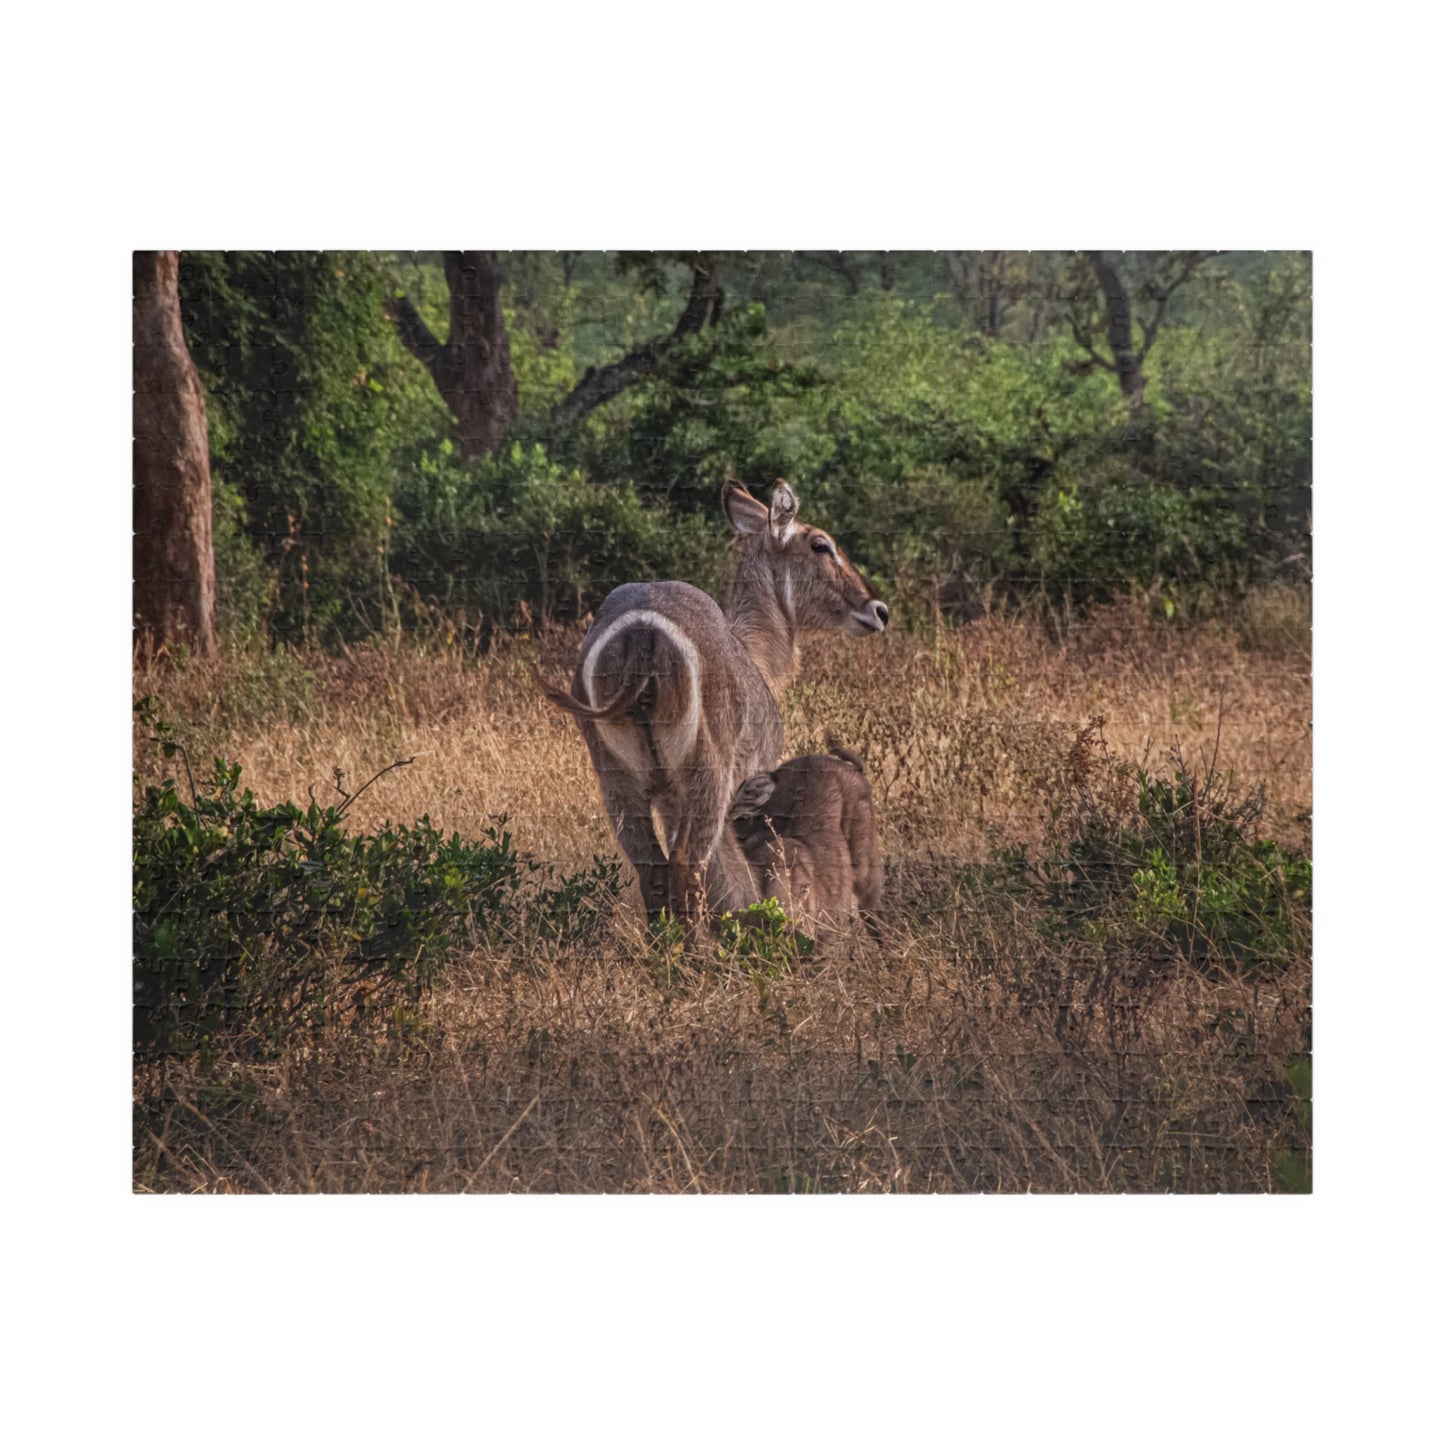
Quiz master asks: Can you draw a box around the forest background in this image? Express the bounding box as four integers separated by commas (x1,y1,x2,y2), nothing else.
130,248,1314,1196
134,249,1311,657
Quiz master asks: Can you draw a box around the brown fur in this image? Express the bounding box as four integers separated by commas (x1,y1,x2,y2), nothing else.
540,480,886,933
730,745,884,946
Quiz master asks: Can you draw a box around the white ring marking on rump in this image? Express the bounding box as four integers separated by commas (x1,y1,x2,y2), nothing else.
579,608,702,775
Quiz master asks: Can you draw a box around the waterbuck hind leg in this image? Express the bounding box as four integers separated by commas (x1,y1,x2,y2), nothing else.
777,842,828,945
614,804,670,922
576,717,669,921
668,765,737,938
593,778,666,924
665,807,714,933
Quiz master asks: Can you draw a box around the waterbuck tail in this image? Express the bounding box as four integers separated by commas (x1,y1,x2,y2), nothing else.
535,665,651,722
825,739,867,772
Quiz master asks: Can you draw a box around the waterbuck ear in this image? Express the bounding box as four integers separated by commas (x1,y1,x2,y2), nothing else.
730,773,777,821
722,480,769,536
768,480,799,542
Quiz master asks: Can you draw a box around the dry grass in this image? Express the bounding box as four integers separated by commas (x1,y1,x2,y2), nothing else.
133,594,1311,1193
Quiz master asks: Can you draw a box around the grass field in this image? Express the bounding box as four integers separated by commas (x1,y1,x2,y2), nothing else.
132,591,1311,1192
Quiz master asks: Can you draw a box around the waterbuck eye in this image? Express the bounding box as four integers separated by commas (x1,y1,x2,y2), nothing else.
811,538,833,554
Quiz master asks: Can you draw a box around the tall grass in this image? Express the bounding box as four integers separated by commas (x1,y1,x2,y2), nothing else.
134,591,1311,1192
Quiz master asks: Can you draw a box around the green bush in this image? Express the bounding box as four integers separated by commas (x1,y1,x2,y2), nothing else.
133,700,621,1059
715,896,815,976
210,478,275,639
1025,728,1311,975
392,438,728,629
562,303,829,516
866,464,1015,621
1030,462,1255,609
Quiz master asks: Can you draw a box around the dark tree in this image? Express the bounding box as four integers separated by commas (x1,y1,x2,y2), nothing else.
133,250,216,656
391,251,729,444
1066,251,1214,399
388,251,518,458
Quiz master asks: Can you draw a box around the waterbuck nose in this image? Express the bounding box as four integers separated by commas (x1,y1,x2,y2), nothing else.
872,601,889,629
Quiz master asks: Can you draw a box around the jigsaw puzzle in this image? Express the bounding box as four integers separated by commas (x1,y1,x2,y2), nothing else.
133,251,1312,1193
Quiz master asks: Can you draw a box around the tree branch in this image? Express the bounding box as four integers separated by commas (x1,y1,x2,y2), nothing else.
1067,311,1116,373
386,294,451,388
552,263,723,428
335,756,417,819
1138,251,1209,360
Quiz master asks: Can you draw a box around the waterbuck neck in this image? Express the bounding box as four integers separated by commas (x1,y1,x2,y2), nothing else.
727,552,797,698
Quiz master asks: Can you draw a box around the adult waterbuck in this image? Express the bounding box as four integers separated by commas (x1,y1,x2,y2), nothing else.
730,745,884,947
540,479,888,932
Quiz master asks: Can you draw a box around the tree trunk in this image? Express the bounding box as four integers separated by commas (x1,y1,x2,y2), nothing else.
982,252,1003,338
1086,251,1146,398
389,250,518,458
945,252,1005,338
133,250,217,656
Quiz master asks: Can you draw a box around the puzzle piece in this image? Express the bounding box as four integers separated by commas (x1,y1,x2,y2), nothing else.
134,252,1312,1194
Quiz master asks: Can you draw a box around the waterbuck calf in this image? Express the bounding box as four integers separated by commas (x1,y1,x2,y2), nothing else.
729,745,883,946
541,480,887,932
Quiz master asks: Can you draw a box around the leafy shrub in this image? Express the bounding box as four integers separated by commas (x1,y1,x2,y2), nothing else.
865,464,1015,622
1030,463,1255,609
210,478,276,639
563,303,829,516
1149,252,1312,559
715,897,815,976
133,700,621,1060
636,899,813,1002
1271,1056,1313,1193
392,439,727,630
1024,723,1311,975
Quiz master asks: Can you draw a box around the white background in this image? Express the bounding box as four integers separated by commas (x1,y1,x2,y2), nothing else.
3,3,1435,1439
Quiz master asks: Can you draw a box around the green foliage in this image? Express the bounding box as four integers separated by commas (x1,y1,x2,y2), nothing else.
392,439,726,627
1025,728,1311,976
813,307,1119,504
1271,1055,1313,1193
1125,825,1312,975
180,251,450,643
1030,461,1255,609
715,896,815,976
531,853,625,947
1145,255,1312,576
636,898,813,1002
180,251,1311,643
498,251,582,423
210,478,275,638
133,699,621,1060
563,303,828,514
861,465,1015,622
